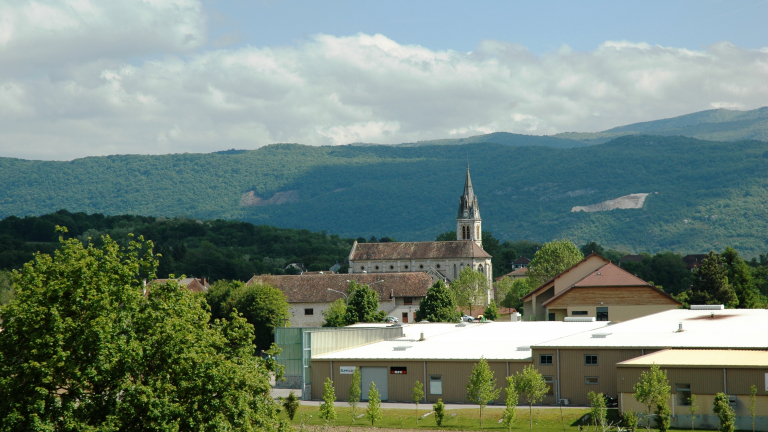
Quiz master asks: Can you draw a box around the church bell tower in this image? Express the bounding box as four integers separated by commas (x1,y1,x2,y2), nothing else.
456,166,482,248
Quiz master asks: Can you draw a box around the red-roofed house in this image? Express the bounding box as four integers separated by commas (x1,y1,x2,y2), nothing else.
522,254,680,322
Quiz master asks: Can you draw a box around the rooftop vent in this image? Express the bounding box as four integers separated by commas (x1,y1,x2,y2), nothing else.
393,346,412,351
456,322,467,327
565,317,596,322
591,333,612,338
690,305,724,310
517,346,531,351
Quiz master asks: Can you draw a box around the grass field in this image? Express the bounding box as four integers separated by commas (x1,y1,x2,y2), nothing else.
280,406,607,432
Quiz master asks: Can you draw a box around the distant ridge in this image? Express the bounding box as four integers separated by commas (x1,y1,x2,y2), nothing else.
555,106,768,144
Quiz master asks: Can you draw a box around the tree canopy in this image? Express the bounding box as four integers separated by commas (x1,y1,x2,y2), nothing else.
528,239,584,284
345,281,386,324
206,279,291,350
686,251,738,307
0,230,284,431
451,267,488,316
415,280,459,322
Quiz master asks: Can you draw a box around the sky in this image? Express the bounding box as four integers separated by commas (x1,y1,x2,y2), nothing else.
1,0,767,160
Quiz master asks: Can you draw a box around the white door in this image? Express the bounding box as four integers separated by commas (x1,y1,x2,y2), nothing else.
361,367,388,401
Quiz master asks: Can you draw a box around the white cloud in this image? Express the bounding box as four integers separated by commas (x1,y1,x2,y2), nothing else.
0,2,767,160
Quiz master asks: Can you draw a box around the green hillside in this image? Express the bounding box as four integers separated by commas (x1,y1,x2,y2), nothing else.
556,106,768,144
391,132,589,148
2,135,768,256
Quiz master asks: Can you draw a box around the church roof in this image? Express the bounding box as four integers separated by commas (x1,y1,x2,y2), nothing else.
349,241,491,261
246,272,432,303
457,166,481,220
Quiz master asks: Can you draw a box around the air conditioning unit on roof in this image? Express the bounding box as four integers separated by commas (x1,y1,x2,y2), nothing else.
565,317,596,322
690,305,724,310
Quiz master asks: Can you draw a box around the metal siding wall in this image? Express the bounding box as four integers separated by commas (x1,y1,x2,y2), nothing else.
324,361,425,402
310,360,332,400
310,327,404,357
530,349,559,404
425,361,476,404
619,366,727,396
558,348,643,406
727,368,768,395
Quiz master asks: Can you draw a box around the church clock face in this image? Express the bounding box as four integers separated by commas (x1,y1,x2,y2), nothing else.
463,210,468,218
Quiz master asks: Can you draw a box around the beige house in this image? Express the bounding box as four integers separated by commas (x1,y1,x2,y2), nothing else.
522,254,680,322
348,167,494,303
246,272,432,326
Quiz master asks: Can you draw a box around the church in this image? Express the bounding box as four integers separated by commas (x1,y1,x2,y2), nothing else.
347,167,494,304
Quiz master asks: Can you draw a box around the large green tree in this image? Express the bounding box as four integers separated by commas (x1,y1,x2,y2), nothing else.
451,267,488,316
0,230,284,432
345,281,386,324
634,364,671,432
686,251,738,307
0,270,12,306
415,280,459,322
206,279,291,350
466,357,501,429
499,277,535,313
721,247,762,308
528,239,584,285
322,298,348,327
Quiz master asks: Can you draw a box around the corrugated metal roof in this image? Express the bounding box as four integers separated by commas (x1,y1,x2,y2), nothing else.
617,349,768,368
313,321,608,361
534,309,768,349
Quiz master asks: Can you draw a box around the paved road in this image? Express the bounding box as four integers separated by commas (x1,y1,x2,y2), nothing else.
271,388,587,410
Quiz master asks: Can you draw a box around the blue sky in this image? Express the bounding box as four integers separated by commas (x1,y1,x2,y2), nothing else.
204,1,768,54
0,0,767,160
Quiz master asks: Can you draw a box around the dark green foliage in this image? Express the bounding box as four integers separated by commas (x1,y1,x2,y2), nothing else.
282,391,300,421
621,251,693,295
484,299,499,320
655,399,671,432
5,135,768,259
0,210,354,280
0,232,284,431
714,392,736,432
415,280,459,322
0,270,12,306
687,252,739,307
721,247,762,308
206,280,291,350
433,399,446,426
345,282,386,324
322,298,347,327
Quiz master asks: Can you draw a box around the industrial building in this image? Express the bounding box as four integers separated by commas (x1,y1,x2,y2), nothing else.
290,306,768,430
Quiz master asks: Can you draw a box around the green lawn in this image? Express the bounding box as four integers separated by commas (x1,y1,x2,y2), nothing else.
280,406,599,432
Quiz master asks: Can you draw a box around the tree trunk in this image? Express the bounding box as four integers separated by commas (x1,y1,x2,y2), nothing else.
530,403,533,429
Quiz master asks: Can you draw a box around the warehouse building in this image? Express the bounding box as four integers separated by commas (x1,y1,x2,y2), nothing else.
617,349,768,430
532,307,768,406
309,321,608,403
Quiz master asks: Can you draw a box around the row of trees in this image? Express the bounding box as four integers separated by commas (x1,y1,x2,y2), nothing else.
317,359,550,430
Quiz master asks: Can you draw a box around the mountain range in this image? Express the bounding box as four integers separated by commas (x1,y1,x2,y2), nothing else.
2,107,768,257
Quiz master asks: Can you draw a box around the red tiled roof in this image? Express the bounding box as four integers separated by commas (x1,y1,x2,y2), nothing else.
349,241,491,261
521,253,610,301
541,262,681,307
573,263,650,287
245,272,432,303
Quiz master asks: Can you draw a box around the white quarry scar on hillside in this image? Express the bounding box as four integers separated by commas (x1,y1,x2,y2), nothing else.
571,193,649,213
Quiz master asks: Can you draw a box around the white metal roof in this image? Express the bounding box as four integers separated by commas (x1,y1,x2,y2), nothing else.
534,309,768,349
313,321,608,361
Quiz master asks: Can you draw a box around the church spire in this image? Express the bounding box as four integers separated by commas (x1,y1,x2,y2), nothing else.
456,166,482,247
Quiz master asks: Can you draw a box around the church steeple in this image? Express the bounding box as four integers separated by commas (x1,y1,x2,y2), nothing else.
457,165,482,247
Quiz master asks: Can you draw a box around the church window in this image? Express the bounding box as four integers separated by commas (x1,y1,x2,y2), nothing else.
419,264,424,269
360,266,365,271
436,263,441,269
478,264,484,274
404,265,409,269
389,265,394,270
476,226,480,239
454,264,457,278
375,265,379,270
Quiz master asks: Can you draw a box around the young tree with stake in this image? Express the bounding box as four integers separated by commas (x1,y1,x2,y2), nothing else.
633,364,670,432
319,377,336,424
348,368,361,422
412,380,424,424
749,385,758,432
466,357,501,429
366,381,383,426
502,376,519,432
513,364,549,429
688,394,699,431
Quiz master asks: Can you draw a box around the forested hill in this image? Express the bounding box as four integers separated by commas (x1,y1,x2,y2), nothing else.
3,135,768,256
555,106,768,144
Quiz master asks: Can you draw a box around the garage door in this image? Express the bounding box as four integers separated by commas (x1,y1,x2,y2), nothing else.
361,367,388,401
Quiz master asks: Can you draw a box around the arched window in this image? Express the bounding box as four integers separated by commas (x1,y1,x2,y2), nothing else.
478,264,484,274
453,264,457,278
